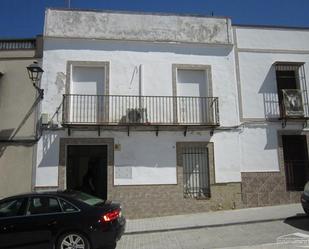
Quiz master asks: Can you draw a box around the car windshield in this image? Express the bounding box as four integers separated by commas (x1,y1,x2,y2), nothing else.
69,192,104,206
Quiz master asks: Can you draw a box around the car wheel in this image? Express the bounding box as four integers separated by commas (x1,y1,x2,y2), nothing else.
304,208,309,215
57,232,90,249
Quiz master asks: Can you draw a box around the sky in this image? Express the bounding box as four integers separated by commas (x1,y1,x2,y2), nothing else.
0,0,309,38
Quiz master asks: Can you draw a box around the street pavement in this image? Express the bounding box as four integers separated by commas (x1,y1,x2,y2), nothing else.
117,204,309,249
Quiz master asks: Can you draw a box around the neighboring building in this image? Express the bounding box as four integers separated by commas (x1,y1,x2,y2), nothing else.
0,37,43,198
234,25,309,206
34,8,309,218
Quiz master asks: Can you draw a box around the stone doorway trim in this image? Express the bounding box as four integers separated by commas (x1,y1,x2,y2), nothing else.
58,138,114,191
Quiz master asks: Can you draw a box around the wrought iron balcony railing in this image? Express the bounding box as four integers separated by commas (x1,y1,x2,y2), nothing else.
62,94,219,126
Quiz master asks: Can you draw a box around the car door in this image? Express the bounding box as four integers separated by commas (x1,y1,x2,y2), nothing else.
23,196,64,249
0,197,28,248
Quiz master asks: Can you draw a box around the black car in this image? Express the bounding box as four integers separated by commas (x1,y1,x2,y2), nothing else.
0,190,125,249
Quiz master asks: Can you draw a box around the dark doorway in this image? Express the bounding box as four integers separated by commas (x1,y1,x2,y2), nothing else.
67,145,108,199
282,135,309,191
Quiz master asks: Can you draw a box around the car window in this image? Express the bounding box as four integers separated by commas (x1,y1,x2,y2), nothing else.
59,199,79,212
0,198,26,218
67,192,104,206
27,197,61,215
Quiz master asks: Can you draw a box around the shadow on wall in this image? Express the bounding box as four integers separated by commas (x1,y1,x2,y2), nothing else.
38,132,60,168
0,95,41,158
0,129,14,157
258,67,280,119
264,125,279,150
45,39,233,57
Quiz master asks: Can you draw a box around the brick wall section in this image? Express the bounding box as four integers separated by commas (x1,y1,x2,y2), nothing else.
109,168,242,218
241,172,301,207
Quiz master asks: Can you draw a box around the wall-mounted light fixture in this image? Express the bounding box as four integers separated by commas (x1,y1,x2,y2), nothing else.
27,61,44,99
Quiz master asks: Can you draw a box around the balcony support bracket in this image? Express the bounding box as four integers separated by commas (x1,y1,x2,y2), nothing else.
98,126,101,136
127,126,130,136
68,127,71,136
156,126,159,137
210,129,215,136
282,119,287,128
184,126,188,137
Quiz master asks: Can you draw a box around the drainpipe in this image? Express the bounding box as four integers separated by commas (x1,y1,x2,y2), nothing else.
139,64,143,109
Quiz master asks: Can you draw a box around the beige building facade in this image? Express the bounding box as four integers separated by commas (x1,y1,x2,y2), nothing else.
0,37,42,198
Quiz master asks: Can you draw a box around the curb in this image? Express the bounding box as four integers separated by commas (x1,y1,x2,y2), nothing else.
124,217,290,235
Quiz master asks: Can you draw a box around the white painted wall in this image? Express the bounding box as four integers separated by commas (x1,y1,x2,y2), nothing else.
42,38,239,127
238,52,309,119
236,27,309,120
36,37,241,187
36,130,64,187
235,26,309,173
240,125,279,172
37,26,309,188
35,130,242,187
236,26,309,50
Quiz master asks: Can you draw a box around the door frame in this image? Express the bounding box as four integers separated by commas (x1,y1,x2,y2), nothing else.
172,64,213,124
65,61,110,124
66,144,109,198
66,61,110,95
58,138,114,198
277,130,309,191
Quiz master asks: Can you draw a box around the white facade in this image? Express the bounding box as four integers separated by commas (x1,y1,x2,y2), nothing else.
37,37,241,186
235,26,309,173
35,9,309,212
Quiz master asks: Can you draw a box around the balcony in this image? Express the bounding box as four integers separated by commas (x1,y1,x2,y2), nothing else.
62,94,219,130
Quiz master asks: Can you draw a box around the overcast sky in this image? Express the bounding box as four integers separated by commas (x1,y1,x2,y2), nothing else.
0,0,308,38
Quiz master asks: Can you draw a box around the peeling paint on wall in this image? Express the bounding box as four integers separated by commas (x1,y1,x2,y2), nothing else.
44,9,232,45
55,72,65,93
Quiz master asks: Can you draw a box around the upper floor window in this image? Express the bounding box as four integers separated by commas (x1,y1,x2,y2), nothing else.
275,62,307,119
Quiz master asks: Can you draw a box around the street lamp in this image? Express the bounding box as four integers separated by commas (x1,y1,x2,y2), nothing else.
27,61,44,99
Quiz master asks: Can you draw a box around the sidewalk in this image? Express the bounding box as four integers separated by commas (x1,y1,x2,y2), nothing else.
125,204,304,235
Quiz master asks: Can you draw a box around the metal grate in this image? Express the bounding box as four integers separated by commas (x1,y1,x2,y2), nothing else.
285,160,309,191
182,145,210,198
275,63,309,118
0,39,36,50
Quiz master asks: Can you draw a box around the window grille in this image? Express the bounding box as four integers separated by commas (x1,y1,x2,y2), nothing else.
182,145,210,198
275,62,309,118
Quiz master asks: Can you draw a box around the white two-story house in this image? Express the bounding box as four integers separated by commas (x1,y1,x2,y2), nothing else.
33,8,309,218
235,25,309,207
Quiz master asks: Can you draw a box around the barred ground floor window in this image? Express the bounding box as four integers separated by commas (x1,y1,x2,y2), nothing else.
177,142,212,199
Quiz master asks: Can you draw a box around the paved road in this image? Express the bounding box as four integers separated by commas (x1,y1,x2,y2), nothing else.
117,215,309,249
